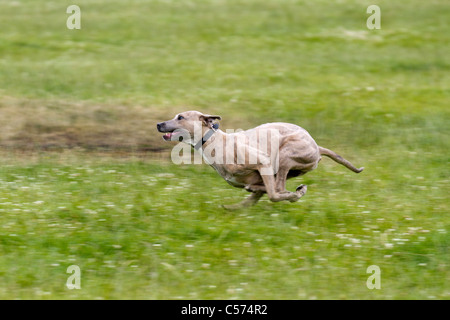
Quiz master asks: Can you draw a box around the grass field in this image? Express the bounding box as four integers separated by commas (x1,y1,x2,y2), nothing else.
0,0,448,299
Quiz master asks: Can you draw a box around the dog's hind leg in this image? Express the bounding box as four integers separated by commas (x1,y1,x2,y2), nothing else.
275,168,290,193
259,167,303,202
222,191,264,210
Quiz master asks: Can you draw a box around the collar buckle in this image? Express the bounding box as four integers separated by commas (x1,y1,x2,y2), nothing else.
194,123,219,151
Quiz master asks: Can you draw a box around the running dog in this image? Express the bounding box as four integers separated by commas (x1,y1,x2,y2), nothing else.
157,111,363,209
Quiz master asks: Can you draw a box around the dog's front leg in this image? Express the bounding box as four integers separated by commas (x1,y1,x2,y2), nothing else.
222,191,264,210
245,184,266,192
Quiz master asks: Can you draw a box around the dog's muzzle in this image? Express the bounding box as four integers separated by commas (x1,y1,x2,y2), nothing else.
156,122,165,132
157,122,185,141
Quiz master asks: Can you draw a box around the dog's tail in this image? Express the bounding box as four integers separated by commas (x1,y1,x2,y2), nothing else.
318,146,364,173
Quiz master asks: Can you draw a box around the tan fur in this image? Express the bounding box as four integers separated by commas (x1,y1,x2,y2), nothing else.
157,111,364,209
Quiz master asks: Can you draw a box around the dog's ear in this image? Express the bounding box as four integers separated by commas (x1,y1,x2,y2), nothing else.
199,114,222,128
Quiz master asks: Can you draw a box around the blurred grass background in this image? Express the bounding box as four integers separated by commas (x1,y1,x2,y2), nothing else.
0,0,448,299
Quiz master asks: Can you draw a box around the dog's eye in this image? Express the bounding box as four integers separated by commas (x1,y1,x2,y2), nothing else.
177,115,185,121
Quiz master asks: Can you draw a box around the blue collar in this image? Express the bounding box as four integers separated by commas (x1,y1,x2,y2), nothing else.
194,123,219,150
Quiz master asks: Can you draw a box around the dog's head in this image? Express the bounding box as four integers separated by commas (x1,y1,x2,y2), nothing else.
157,111,221,143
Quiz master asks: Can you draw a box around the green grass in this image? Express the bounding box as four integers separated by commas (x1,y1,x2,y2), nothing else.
0,155,447,299
0,0,448,299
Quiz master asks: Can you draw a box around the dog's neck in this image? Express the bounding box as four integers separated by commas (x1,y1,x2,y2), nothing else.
194,123,221,150
195,128,226,168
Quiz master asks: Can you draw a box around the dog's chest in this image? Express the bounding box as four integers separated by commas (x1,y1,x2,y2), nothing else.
224,175,245,187
211,165,252,188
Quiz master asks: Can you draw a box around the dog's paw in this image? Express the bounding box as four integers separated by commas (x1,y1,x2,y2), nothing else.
222,204,242,211
296,184,307,196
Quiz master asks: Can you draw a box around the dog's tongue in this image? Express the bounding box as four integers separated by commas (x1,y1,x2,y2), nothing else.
163,133,172,141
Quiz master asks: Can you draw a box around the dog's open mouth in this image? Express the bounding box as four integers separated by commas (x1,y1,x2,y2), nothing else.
162,131,182,141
